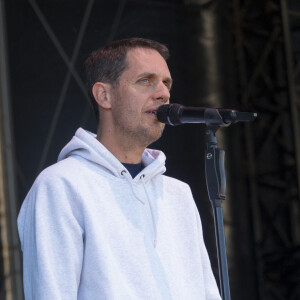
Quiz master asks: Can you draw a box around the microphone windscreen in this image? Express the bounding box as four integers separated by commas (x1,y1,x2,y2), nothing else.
156,104,170,123
157,104,182,125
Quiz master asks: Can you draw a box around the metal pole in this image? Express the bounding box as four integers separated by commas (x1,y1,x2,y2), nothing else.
212,205,231,300
280,0,300,244
205,128,231,300
0,0,24,299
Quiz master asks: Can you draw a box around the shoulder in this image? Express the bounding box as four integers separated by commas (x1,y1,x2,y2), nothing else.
38,156,82,180
162,175,192,192
25,157,85,206
34,155,94,189
19,157,85,226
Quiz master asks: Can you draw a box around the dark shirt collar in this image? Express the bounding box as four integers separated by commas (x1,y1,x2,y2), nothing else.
121,162,143,178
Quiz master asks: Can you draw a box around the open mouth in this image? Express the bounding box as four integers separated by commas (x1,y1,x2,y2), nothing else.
146,110,157,116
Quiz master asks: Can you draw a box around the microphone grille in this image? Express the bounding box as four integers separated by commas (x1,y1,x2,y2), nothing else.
157,104,182,125
157,104,170,123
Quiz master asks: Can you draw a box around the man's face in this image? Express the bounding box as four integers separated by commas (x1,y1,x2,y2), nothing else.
109,47,172,148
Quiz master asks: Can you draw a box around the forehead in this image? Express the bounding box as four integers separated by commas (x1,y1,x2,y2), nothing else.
123,48,171,78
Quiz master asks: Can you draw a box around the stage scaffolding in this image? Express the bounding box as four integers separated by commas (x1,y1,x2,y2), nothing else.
231,0,300,299
0,0,300,299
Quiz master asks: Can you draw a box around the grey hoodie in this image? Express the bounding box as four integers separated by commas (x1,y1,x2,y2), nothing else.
18,128,221,300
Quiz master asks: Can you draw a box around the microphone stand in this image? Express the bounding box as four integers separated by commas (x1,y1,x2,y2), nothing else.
156,103,257,300
205,125,231,300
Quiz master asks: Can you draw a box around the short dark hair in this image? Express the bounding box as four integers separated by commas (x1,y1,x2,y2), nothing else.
84,38,170,121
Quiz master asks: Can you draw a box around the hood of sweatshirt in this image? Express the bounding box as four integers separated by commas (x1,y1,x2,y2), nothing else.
58,128,166,182
58,128,167,248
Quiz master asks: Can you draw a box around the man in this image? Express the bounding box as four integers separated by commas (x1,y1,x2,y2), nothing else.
18,38,221,299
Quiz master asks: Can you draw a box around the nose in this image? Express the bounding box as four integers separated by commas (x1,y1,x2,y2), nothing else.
154,81,170,103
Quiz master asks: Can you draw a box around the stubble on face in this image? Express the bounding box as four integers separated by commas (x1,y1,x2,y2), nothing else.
110,85,166,150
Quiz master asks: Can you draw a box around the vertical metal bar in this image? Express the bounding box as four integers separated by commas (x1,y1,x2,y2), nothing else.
280,0,300,244
0,0,24,299
213,206,231,300
231,1,264,299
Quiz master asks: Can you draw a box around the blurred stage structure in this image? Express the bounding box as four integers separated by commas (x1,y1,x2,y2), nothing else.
0,0,299,299
231,1,300,299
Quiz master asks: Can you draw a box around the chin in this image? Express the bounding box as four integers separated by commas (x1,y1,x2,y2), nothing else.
145,128,165,146
136,123,165,147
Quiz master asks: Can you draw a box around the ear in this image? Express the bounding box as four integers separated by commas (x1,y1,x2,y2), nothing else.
92,82,112,110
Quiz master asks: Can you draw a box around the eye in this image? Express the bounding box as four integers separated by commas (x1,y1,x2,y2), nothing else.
164,81,172,91
139,78,150,84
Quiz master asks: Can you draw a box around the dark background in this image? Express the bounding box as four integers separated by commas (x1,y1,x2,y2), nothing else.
1,0,300,299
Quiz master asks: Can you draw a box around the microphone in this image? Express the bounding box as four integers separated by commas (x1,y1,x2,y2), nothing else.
157,103,257,126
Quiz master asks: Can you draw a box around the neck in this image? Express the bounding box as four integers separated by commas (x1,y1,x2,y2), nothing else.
97,127,145,164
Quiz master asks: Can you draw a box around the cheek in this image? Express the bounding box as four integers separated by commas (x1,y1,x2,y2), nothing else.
113,86,145,118
117,100,140,123
123,97,144,115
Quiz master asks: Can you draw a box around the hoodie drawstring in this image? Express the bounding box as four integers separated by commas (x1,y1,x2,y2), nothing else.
140,175,157,248
121,170,157,247
121,170,145,204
